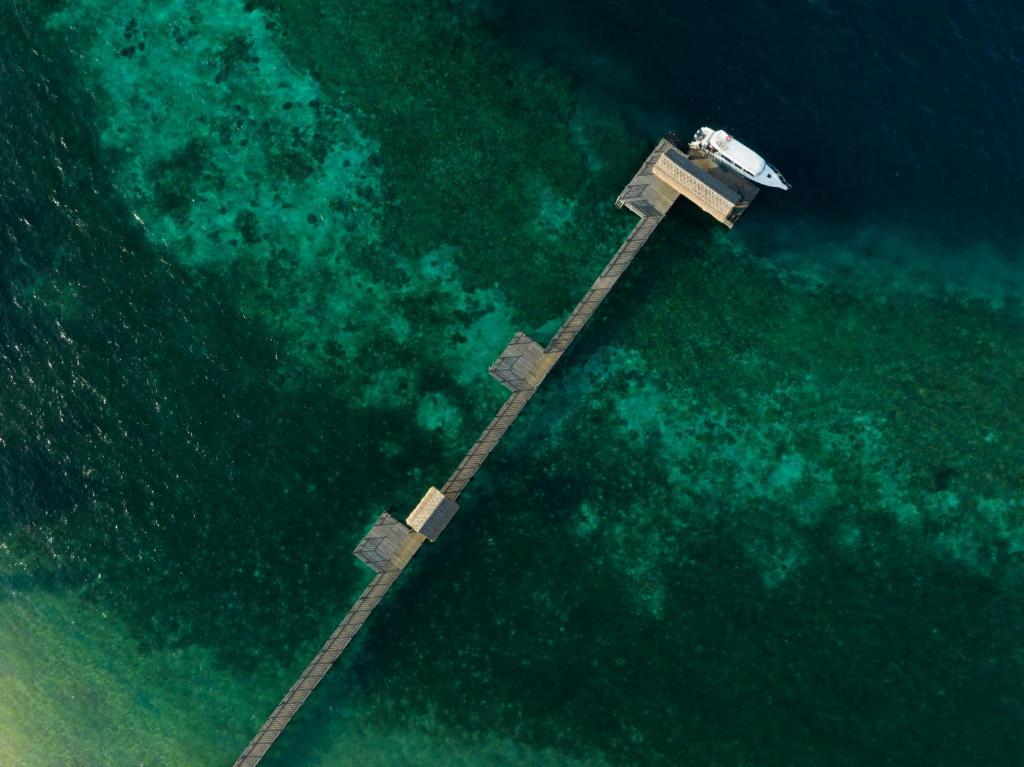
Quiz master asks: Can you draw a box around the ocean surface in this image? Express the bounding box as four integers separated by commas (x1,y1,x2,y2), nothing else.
1,0,1022,764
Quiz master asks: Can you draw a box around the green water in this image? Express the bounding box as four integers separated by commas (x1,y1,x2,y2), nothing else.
2,0,1022,764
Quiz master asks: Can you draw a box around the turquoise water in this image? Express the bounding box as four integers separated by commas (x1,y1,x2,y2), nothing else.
2,0,1022,764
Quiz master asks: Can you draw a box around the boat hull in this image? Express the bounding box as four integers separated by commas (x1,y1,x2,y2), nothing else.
691,127,790,190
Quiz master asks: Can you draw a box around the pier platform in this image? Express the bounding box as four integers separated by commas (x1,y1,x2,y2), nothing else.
617,136,758,228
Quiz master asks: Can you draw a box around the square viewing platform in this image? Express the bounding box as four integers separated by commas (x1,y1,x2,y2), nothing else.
616,136,759,228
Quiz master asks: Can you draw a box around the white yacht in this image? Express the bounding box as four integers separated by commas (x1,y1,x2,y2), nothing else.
691,127,790,190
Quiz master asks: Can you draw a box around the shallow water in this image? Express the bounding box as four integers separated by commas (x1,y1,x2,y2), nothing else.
2,0,1022,764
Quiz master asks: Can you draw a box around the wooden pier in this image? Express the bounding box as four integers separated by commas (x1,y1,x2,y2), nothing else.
232,136,758,767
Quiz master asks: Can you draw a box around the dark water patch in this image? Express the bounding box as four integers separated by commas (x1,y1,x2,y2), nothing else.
481,0,1024,266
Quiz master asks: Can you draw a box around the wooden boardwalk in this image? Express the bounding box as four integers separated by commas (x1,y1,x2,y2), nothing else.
233,136,753,767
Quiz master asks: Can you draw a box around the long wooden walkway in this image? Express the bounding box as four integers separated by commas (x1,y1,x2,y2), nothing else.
233,533,423,766
233,136,744,767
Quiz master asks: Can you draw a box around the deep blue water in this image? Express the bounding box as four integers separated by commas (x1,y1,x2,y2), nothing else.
486,0,1024,264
